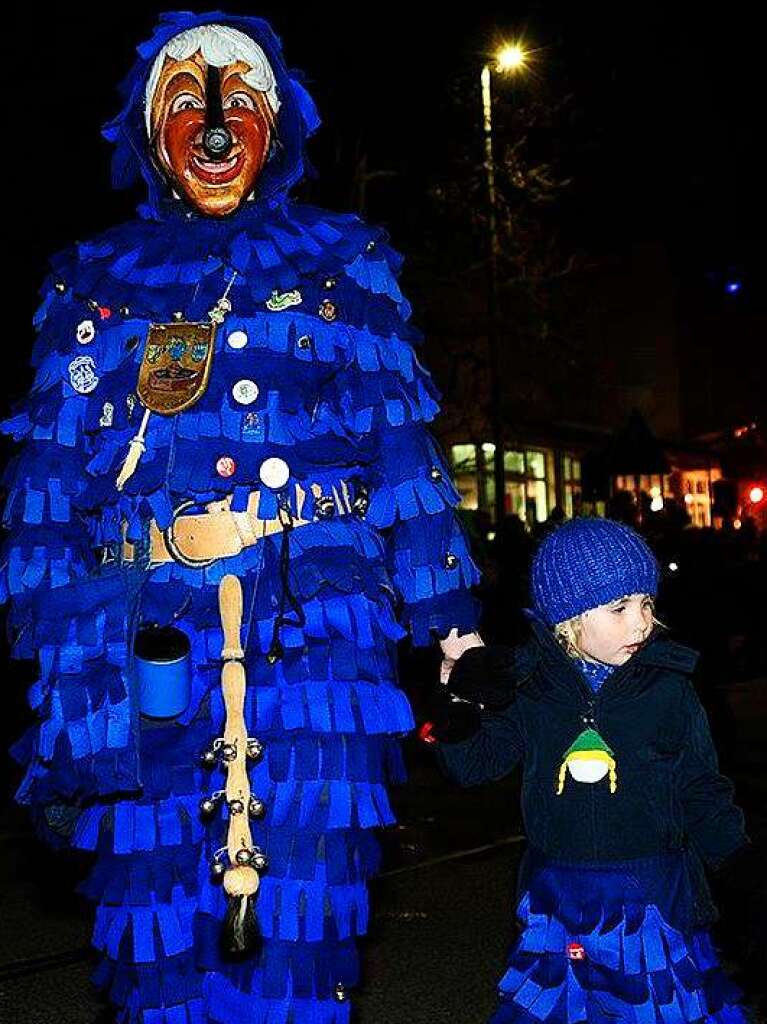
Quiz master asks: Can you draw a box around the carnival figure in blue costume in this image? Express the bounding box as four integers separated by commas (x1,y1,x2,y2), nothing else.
427,518,766,1024
1,12,482,1023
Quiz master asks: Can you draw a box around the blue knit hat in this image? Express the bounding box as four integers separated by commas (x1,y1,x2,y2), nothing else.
531,518,659,625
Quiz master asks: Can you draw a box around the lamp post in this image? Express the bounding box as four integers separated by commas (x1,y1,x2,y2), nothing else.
481,43,529,525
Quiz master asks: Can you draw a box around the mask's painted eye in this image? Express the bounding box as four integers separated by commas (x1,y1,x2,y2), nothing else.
170,92,205,114
224,91,256,111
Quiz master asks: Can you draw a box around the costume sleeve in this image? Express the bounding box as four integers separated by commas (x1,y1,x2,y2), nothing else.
435,703,525,786
1,270,139,831
677,683,748,869
337,238,481,647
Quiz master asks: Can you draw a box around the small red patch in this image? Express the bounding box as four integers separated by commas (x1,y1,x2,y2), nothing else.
418,721,437,745
98,306,112,320
566,942,586,961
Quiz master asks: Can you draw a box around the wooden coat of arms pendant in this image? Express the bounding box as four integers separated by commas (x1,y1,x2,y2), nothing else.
137,321,217,415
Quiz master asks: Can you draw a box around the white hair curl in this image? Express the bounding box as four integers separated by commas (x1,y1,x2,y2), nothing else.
144,24,281,134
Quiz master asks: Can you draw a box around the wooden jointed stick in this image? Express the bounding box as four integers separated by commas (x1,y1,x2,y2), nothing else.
218,574,259,902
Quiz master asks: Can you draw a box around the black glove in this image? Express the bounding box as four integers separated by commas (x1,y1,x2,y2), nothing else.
714,842,767,973
419,691,481,745
446,645,518,710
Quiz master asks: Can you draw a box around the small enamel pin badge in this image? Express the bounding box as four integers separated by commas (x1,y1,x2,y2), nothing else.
68,355,99,394
266,289,302,312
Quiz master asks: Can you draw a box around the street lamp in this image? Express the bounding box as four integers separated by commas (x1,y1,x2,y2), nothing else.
480,42,530,525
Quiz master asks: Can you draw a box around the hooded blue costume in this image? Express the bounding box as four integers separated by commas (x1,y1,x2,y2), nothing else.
2,12,480,1023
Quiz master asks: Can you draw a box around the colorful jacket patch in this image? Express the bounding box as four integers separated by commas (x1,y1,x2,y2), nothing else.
556,727,617,795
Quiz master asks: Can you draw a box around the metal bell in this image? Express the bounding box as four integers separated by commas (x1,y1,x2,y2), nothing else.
249,797,266,818
444,552,459,570
221,743,237,762
199,790,224,817
251,849,268,872
246,738,264,760
430,466,443,482
235,848,253,866
334,983,347,1002
201,748,218,768
228,799,245,815
211,860,227,879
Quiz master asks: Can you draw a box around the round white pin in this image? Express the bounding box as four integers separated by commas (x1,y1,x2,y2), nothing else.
259,457,290,490
76,319,96,345
226,330,248,350
232,379,259,405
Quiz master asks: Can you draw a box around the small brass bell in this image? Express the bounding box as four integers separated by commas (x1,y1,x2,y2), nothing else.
221,743,238,762
251,850,268,872
249,797,266,818
200,797,218,816
211,860,226,879
334,983,347,1002
201,748,218,768
430,466,443,482
228,799,245,815
235,848,253,866
246,738,264,760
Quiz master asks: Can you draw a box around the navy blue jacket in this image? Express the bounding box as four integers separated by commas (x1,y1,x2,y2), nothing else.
437,623,748,921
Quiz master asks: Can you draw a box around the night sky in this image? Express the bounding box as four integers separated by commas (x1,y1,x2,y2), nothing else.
6,3,765,394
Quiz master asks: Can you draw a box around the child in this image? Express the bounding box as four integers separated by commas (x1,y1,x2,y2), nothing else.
425,517,764,1024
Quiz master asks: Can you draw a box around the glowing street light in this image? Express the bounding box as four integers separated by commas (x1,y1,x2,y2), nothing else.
481,40,532,524
496,44,529,73
749,485,765,504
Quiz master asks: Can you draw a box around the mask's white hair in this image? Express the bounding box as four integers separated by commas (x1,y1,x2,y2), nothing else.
145,24,281,134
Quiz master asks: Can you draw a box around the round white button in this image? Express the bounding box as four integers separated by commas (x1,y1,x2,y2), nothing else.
232,379,259,405
76,319,96,345
227,330,248,350
259,457,290,490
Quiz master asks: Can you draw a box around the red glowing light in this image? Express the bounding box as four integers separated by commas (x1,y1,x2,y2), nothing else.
749,486,764,504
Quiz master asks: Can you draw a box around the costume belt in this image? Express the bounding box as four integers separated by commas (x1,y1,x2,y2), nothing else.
121,480,359,567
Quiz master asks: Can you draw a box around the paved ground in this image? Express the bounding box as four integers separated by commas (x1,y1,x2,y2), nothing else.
0,679,764,1024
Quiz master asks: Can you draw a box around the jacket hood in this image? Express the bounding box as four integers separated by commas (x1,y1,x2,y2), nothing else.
102,10,320,222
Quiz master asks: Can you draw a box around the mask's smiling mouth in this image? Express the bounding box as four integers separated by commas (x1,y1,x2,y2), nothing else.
190,149,244,184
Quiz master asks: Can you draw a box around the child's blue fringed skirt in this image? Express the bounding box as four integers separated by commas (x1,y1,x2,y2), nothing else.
491,853,747,1024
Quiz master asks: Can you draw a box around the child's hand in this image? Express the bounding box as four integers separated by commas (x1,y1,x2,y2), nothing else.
447,645,518,711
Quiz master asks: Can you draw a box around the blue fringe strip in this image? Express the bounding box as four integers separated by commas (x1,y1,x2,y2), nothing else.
92,886,198,963
197,935,360,1002
204,973,351,1024
491,860,747,1024
197,874,368,943
91,948,205,1024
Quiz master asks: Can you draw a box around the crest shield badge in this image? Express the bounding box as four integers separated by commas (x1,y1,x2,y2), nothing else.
137,322,216,415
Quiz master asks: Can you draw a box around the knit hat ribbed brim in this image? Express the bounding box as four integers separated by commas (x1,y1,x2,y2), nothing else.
531,518,659,626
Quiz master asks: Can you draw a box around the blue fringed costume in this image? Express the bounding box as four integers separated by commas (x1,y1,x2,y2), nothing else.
2,12,480,1023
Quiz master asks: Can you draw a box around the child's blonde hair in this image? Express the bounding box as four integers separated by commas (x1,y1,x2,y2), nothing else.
553,595,665,661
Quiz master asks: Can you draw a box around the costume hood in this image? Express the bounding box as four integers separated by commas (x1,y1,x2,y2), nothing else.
103,10,320,221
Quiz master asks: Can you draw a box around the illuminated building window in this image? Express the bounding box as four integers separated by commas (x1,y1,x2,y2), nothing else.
451,443,556,524
562,455,582,518
451,444,478,510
